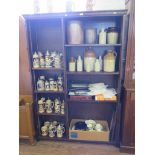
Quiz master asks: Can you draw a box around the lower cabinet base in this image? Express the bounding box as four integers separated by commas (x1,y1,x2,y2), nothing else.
120,144,135,154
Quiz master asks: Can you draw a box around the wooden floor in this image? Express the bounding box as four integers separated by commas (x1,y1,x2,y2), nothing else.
19,140,134,155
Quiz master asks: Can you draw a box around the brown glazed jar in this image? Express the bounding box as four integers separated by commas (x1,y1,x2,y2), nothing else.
84,47,96,72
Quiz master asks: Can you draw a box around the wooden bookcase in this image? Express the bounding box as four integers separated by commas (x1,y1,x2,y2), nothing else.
23,10,129,145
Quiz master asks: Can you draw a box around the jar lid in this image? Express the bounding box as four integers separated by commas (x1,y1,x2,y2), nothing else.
107,27,119,32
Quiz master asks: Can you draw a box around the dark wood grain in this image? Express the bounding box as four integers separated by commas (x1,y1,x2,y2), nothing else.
120,88,135,153
120,0,135,153
124,0,135,89
19,16,32,95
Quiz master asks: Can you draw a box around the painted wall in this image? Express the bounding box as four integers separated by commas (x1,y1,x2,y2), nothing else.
19,0,125,14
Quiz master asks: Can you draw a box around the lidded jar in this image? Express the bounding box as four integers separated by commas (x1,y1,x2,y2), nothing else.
103,50,117,72
107,27,119,44
84,47,96,72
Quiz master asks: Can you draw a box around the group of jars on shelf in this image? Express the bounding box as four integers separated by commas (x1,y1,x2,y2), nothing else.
41,121,65,138
37,75,63,92
69,48,117,72
33,50,63,68
67,20,119,45
38,97,65,115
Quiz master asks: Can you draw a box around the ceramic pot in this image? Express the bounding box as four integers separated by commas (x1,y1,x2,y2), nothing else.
84,47,96,72
107,27,119,44
67,20,84,44
85,28,97,44
103,50,117,72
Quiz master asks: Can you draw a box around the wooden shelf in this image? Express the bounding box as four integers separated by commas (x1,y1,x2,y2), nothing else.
38,112,65,116
34,90,65,94
64,44,121,47
39,136,67,141
66,71,119,75
25,11,128,144
67,99,117,103
32,68,64,71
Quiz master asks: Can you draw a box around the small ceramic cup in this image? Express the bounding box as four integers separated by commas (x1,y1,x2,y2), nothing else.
95,123,103,132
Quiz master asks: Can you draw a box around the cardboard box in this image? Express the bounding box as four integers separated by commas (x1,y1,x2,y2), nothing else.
69,119,109,142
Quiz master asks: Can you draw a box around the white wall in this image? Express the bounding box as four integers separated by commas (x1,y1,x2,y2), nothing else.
20,0,125,14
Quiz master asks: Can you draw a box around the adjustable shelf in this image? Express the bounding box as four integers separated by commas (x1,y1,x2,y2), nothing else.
32,68,64,71
34,90,65,94
38,112,65,116
66,71,120,75
64,44,122,47
67,99,117,103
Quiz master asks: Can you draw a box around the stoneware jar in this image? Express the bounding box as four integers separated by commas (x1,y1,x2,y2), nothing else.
85,28,97,44
84,47,96,72
103,50,117,72
67,20,84,44
107,27,119,44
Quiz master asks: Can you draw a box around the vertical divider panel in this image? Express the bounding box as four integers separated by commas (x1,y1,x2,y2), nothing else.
26,20,40,140
61,17,69,139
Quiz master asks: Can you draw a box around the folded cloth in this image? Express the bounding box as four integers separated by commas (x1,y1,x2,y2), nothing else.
89,83,108,89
